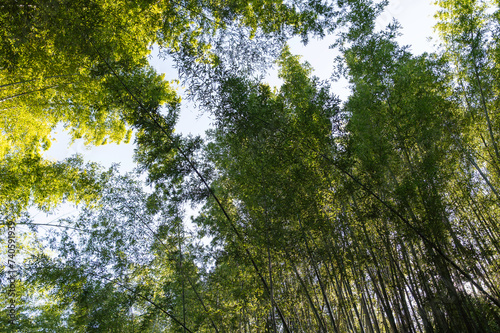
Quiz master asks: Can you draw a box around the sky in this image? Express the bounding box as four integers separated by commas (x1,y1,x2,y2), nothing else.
37,0,438,225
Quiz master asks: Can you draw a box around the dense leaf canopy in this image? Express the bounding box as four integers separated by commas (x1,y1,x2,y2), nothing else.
2,0,500,332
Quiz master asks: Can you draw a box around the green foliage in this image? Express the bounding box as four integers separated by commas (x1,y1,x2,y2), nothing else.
188,47,342,331
4,0,500,332
0,0,336,220
11,171,204,332
0,155,109,218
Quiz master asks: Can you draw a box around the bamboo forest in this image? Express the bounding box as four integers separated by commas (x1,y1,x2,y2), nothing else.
2,0,500,331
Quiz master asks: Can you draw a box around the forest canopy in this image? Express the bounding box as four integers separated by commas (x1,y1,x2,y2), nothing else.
1,0,500,332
